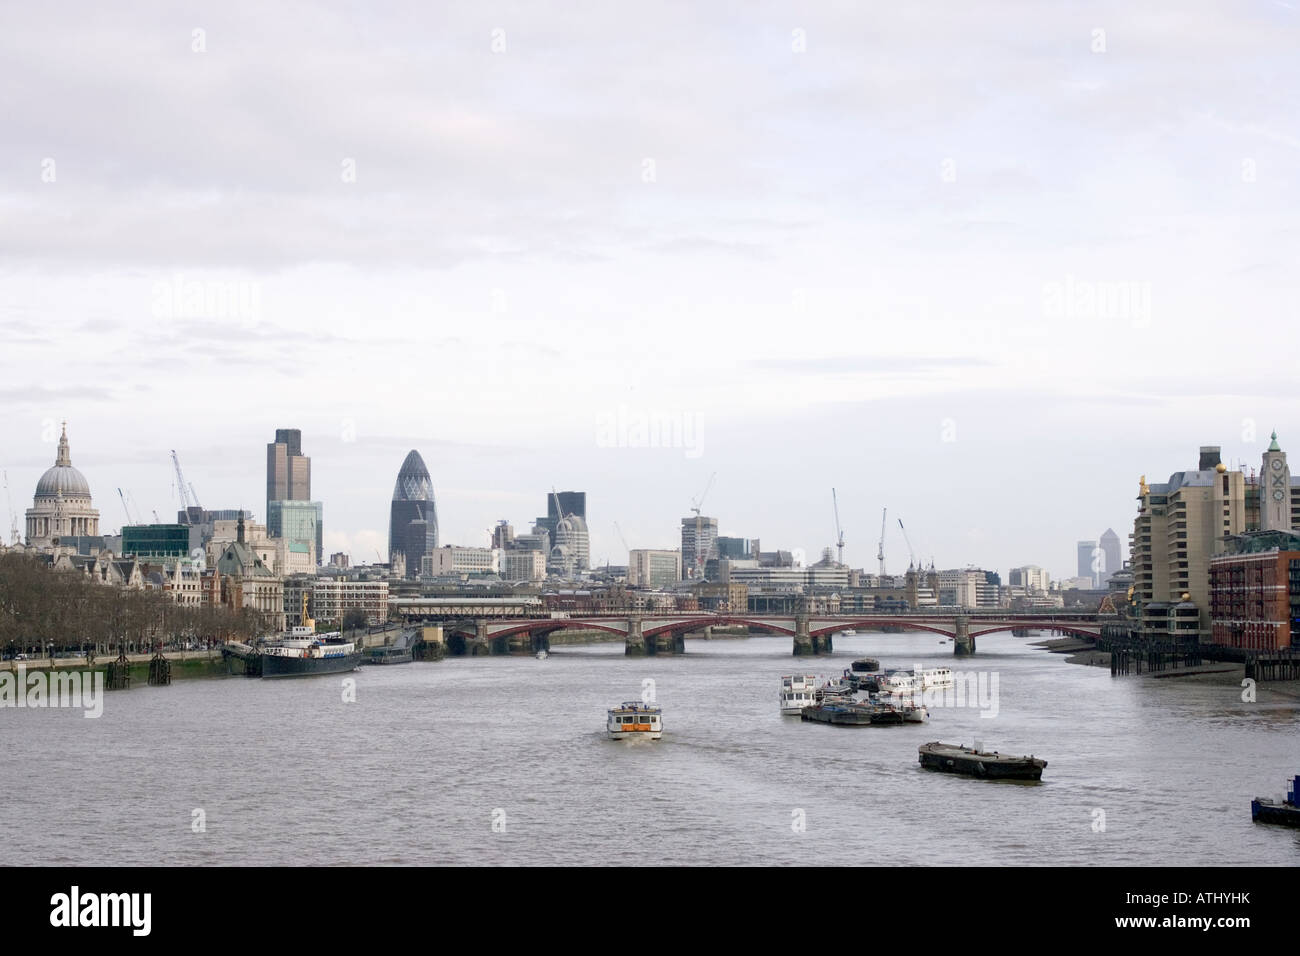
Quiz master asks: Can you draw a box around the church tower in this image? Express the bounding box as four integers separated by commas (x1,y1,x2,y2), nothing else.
1261,432,1291,532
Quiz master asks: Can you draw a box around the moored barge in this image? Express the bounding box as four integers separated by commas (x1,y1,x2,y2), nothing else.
802,701,904,726
918,741,1046,780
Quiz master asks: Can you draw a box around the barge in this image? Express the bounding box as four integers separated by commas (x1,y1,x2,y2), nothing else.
802,701,904,726
1252,775,1300,827
918,741,1047,780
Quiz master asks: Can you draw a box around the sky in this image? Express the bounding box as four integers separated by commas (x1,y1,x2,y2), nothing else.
2,1,1298,582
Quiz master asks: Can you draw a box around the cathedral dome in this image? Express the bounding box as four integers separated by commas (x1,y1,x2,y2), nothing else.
34,425,91,498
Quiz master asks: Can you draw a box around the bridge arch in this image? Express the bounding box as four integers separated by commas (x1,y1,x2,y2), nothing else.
807,619,959,638
641,616,796,638
968,623,1101,641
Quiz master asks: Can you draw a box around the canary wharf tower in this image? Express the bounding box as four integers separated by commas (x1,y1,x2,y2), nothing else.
389,450,439,577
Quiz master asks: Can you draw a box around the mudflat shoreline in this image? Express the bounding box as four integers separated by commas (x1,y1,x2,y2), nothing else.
1030,636,1300,700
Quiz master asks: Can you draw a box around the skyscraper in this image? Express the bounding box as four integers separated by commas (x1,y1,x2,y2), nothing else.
389,450,438,578
1076,539,1098,586
266,428,311,508
536,491,586,539
266,427,320,562
1099,528,1122,580
682,515,719,579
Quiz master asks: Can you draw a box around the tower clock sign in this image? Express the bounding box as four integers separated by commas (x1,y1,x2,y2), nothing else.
1261,432,1291,532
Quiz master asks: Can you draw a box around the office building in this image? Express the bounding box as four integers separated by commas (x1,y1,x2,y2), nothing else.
423,546,500,577
536,491,586,540
312,577,389,626
121,524,191,561
681,515,719,579
1077,540,1098,587
267,499,322,567
389,450,439,578
1130,446,1248,644
501,549,546,582
1210,529,1300,652
628,549,683,589
1099,528,1122,582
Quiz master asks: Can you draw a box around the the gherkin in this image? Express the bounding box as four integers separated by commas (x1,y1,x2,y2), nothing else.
389,450,438,576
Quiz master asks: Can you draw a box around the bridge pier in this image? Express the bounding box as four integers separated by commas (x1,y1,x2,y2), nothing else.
792,615,832,655
953,617,975,656
625,617,647,656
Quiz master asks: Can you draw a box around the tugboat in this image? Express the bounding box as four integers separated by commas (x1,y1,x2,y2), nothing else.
918,742,1047,780
607,701,663,740
1252,775,1300,827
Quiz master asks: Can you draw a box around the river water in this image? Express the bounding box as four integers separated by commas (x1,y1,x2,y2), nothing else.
3,631,1298,866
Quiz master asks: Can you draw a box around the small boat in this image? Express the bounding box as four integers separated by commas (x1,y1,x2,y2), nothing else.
1252,775,1300,827
802,701,904,726
918,742,1046,780
850,658,880,673
607,701,662,740
899,701,929,723
536,650,549,660
780,675,820,715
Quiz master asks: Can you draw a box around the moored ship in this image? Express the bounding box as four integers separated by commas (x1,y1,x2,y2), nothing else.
918,742,1046,780
261,631,363,678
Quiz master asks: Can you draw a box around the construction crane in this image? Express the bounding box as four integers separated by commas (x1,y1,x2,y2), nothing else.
898,518,917,570
117,488,140,526
171,449,202,521
3,471,19,545
831,488,845,566
690,472,716,517
877,508,887,577
613,521,631,553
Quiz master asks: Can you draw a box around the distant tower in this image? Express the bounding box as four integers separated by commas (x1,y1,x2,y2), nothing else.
1261,432,1291,532
389,450,438,578
1099,528,1121,581
1076,540,1098,586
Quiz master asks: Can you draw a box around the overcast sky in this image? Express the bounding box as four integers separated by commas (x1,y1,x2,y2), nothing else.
3,1,1297,580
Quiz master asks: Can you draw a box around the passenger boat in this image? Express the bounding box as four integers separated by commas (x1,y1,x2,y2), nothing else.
1252,775,1300,827
880,666,955,694
780,675,820,715
802,700,904,726
607,701,662,740
918,742,1047,780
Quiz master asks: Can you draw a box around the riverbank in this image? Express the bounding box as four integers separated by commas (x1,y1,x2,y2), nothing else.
1031,635,1300,699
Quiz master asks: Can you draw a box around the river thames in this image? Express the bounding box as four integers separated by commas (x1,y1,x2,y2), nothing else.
3,631,1298,865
